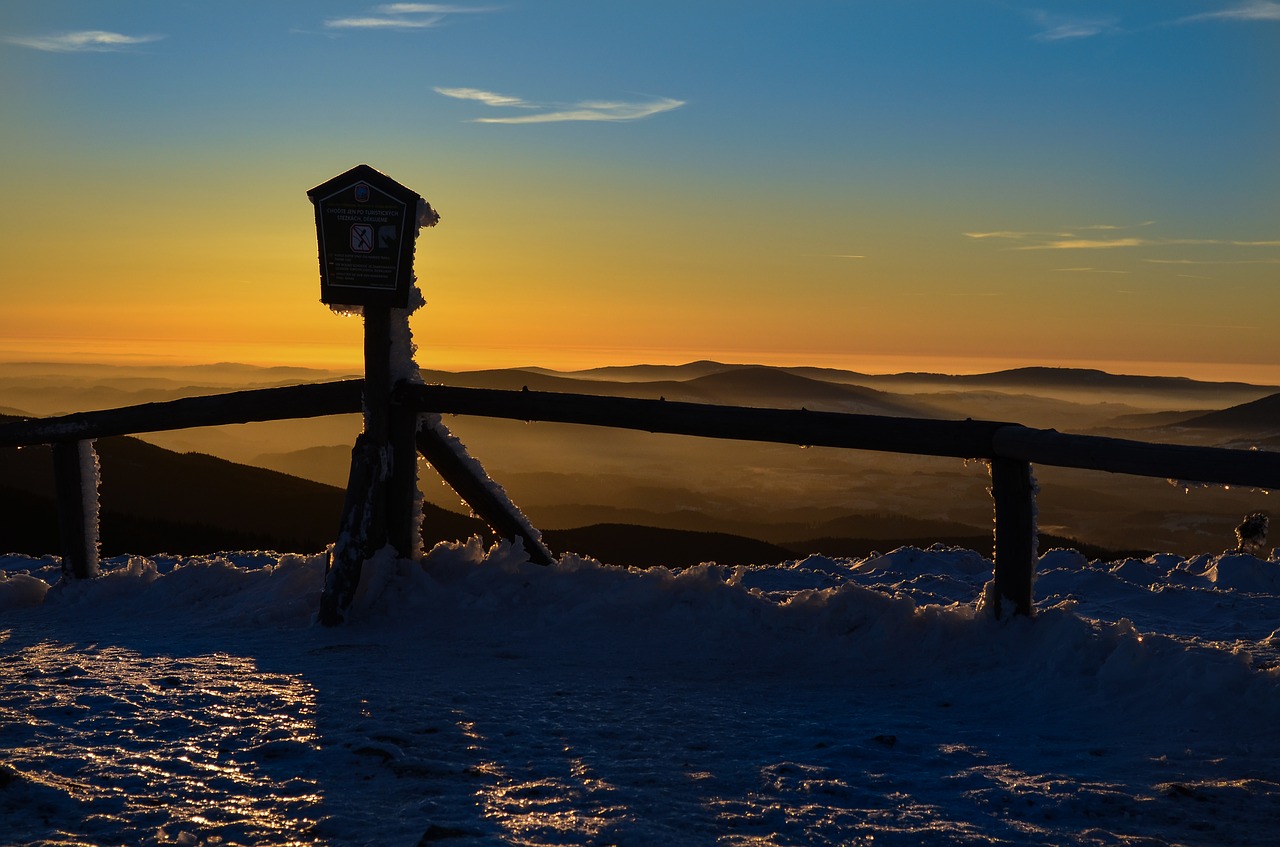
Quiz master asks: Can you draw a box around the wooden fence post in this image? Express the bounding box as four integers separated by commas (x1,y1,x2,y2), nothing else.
52,440,99,580
989,456,1036,617
319,307,394,625
319,434,386,625
387,395,420,558
363,306,392,446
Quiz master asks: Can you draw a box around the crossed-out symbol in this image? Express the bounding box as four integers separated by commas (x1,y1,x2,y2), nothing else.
350,224,374,253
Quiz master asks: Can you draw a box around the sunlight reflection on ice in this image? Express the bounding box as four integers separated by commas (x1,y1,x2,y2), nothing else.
1,640,322,845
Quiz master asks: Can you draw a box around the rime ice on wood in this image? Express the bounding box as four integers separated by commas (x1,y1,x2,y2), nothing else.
51,439,100,580
419,413,553,564
80,439,101,559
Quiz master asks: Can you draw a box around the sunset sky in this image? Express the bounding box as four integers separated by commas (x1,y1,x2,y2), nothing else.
2,2,1277,380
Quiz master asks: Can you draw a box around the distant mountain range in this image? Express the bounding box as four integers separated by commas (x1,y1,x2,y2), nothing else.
422,364,935,416
542,360,1277,398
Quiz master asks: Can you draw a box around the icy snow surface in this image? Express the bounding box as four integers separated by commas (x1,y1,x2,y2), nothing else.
2,541,1279,846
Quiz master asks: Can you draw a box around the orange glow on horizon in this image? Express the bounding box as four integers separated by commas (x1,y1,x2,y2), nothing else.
4,331,1280,387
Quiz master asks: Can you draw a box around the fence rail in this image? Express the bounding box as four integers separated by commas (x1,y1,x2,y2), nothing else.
0,380,364,447
3,378,1276,619
400,383,1280,489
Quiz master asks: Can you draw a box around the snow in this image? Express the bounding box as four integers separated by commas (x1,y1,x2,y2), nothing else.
3,541,1278,846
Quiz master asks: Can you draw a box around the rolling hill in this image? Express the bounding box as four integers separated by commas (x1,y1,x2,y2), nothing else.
1173,392,1280,433
0,436,487,557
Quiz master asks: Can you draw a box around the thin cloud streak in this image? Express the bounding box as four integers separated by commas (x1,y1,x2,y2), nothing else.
326,2,495,30
3,30,165,52
962,230,1073,239
1029,11,1118,41
1023,3,1279,43
436,87,685,123
967,227,1280,251
379,3,498,12
1146,258,1280,265
475,98,686,124
433,87,532,108
1177,1,1280,23
1020,238,1148,250
326,16,441,29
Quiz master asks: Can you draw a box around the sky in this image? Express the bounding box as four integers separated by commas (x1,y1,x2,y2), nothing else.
1,1,1277,380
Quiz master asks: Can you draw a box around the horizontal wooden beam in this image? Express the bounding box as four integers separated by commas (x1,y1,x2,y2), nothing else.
0,380,365,448
5,379,1276,491
991,425,1280,490
402,385,1279,490
401,384,1011,460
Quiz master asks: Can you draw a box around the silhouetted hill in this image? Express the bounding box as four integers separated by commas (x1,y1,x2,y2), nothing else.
0,436,488,556
1174,393,1280,432
679,367,936,415
907,367,1273,394
1098,409,1212,429
253,444,352,487
531,360,742,382
419,364,939,417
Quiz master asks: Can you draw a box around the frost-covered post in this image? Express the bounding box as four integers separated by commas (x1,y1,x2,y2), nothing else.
308,164,430,624
989,457,1037,617
52,439,100,579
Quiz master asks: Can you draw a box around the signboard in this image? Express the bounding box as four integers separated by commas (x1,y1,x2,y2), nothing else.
307,164,422,308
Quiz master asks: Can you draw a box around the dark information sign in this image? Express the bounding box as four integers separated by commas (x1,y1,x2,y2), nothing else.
307,164,422,308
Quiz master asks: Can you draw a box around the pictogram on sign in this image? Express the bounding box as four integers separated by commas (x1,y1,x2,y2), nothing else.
350,224,374,253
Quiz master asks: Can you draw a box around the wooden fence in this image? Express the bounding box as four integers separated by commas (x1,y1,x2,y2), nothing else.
3,379,1278,619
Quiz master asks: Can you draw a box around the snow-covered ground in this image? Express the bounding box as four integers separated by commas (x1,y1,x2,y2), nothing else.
2,540,1279,846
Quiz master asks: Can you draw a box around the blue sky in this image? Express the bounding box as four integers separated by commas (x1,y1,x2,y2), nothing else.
1,2,1277,377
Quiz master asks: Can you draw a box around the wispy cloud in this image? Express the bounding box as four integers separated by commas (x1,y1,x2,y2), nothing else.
1020,238,1148,250
325,3,494,31
966,226,1280,252
435,87,685,123
962,225,1280,266
1029,11,1119,41
1022,3,1278,43
325,16,442,29
380,3,497,11
1074,221,1154,231
1145,257,1280,265
2,30,165,52
433,87,531,108
962,230,1073,240
1176,1,1280,23
476,98,686,124
1021,237,1280,250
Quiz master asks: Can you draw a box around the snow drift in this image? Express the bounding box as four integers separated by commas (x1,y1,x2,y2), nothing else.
2,541,1279,845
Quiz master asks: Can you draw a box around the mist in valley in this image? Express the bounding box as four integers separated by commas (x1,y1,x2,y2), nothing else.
4,361,1276,559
